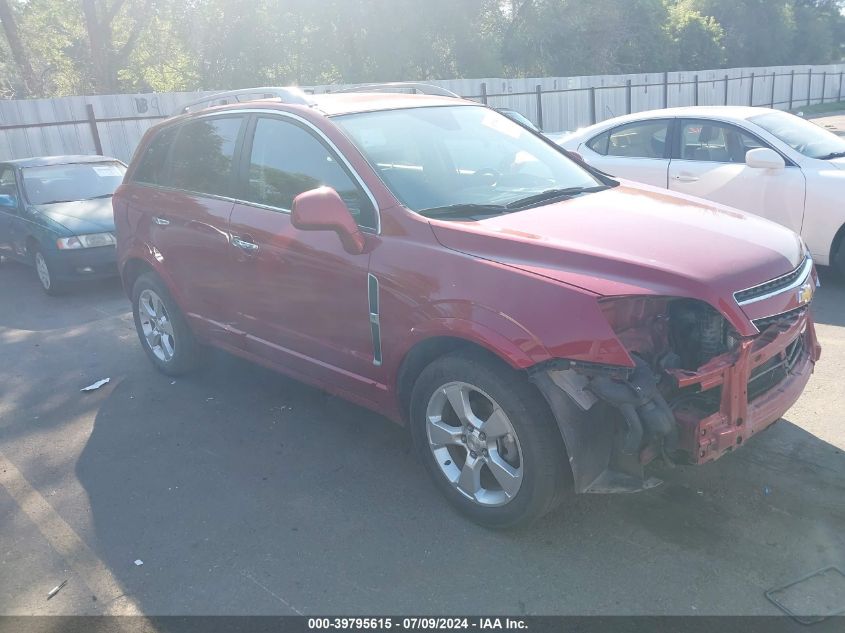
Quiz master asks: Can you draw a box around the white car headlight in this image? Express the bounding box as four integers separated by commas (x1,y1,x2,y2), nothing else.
56,232,116,249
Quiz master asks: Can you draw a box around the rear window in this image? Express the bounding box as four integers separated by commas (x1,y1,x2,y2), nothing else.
167,117,243,197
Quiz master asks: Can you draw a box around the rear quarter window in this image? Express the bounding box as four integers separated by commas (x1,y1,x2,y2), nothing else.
133,125,177,186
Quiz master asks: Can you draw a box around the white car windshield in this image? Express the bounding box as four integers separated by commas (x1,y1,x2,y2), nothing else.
750,111,845,160
23,161,126,205
334,105,606,217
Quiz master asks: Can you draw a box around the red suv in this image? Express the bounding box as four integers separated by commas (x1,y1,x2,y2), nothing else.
114,86,821,528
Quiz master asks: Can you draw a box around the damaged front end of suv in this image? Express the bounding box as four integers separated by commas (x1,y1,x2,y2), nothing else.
530,259,821,494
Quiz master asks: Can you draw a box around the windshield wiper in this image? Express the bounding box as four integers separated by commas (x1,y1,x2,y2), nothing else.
816,151,845,160
84,193,114,199
419,203,509,219
38,199,76,205
505,185,610,209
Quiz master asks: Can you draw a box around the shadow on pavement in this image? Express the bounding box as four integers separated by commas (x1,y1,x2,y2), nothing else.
74,348,845,615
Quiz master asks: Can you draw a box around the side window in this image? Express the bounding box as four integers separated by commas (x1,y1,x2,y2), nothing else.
0,168,17,200
679,120,766,163
168,116,243,196
133,126,177,186
586,130,610,155
607,121,669,159
245,117,375,229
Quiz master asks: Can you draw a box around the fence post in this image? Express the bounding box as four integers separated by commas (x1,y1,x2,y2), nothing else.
480,82,487,105
749,72,755,107
535,84,543,131
806,69,812,106
770,71,776,108
589,87,597,125
694,75,699,106
788,69,795,110
724,74,729,105
85,104,103,155
625,79,632,114
821,72,827,105
663,71,668,108
840,72,844,100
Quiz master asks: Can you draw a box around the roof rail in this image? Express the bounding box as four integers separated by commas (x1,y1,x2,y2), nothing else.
175,86,314,115
334,82,460,98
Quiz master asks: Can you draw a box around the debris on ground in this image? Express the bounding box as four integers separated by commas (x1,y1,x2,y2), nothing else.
80,378,110,392
134,559,143,566
46,579,67,600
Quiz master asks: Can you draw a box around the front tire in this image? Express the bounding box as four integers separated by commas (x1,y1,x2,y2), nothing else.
833,241,845,279
409,350,569,529
33,247,64,296
132,272,201,376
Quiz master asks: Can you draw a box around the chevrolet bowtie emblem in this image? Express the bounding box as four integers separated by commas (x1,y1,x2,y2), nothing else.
797,280,814,305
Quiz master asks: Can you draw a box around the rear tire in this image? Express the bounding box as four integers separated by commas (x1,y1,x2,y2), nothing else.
132,272,201,376
409,350,569,529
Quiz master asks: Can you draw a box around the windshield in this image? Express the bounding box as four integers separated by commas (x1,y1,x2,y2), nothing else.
22,161,126,205
750,111,845,160
333,105,604,215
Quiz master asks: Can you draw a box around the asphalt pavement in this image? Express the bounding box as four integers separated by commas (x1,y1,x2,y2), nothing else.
0,259,843,617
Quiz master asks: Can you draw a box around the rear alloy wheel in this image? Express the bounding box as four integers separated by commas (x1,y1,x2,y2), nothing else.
132,272,201,376
410,350,568,529
33,247,63,296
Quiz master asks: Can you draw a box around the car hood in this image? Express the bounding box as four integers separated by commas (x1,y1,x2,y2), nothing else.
33,198,115,234
429,182,803,318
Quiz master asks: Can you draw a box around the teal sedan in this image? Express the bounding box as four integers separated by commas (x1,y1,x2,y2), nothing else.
0,155,126,295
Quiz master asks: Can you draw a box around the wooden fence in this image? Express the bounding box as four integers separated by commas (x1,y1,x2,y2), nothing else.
1,63,844,163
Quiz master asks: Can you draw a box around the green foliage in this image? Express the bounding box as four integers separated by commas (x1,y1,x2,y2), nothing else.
0,0,843,98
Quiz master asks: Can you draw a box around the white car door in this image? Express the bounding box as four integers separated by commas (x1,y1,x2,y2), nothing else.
667,119,806,234
580,119,672,188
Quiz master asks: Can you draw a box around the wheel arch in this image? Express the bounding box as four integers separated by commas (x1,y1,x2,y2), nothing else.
830,222,845,275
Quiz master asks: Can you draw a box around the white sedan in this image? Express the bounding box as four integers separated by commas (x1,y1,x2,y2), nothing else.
559,107,845,274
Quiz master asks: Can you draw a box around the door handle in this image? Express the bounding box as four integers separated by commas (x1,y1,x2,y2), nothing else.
232,235,259,253
672,174,699,183
152,216,170,226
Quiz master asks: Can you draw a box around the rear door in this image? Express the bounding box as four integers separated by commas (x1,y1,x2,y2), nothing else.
131,114,247,339
226,114,381,401
582,119,672,187
668,119,806,232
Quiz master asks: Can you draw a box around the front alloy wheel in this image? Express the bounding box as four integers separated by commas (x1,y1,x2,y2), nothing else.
34,248,63,295
410,350,569,528
426,382,523,506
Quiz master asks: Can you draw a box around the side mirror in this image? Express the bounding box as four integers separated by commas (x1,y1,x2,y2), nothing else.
291,186,366,255
746,148,785,170
0,194,17,209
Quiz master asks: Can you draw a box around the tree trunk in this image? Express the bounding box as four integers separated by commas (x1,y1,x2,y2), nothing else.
82,0,119,93
0,0,42,96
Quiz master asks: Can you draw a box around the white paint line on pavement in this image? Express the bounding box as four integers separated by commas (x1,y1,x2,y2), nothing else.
0,450,144,616
240,570,304,615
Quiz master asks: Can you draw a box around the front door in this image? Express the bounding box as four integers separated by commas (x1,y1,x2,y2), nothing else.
0,167,21,257
668,119,806,233
227,114,382,402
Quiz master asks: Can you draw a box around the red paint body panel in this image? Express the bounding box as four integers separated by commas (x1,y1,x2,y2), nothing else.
115,97,819,462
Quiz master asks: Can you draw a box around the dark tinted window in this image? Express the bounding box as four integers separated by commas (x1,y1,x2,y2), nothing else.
133,125,177,185
246,117,375,228
168,116,243,196
607,120,669,158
